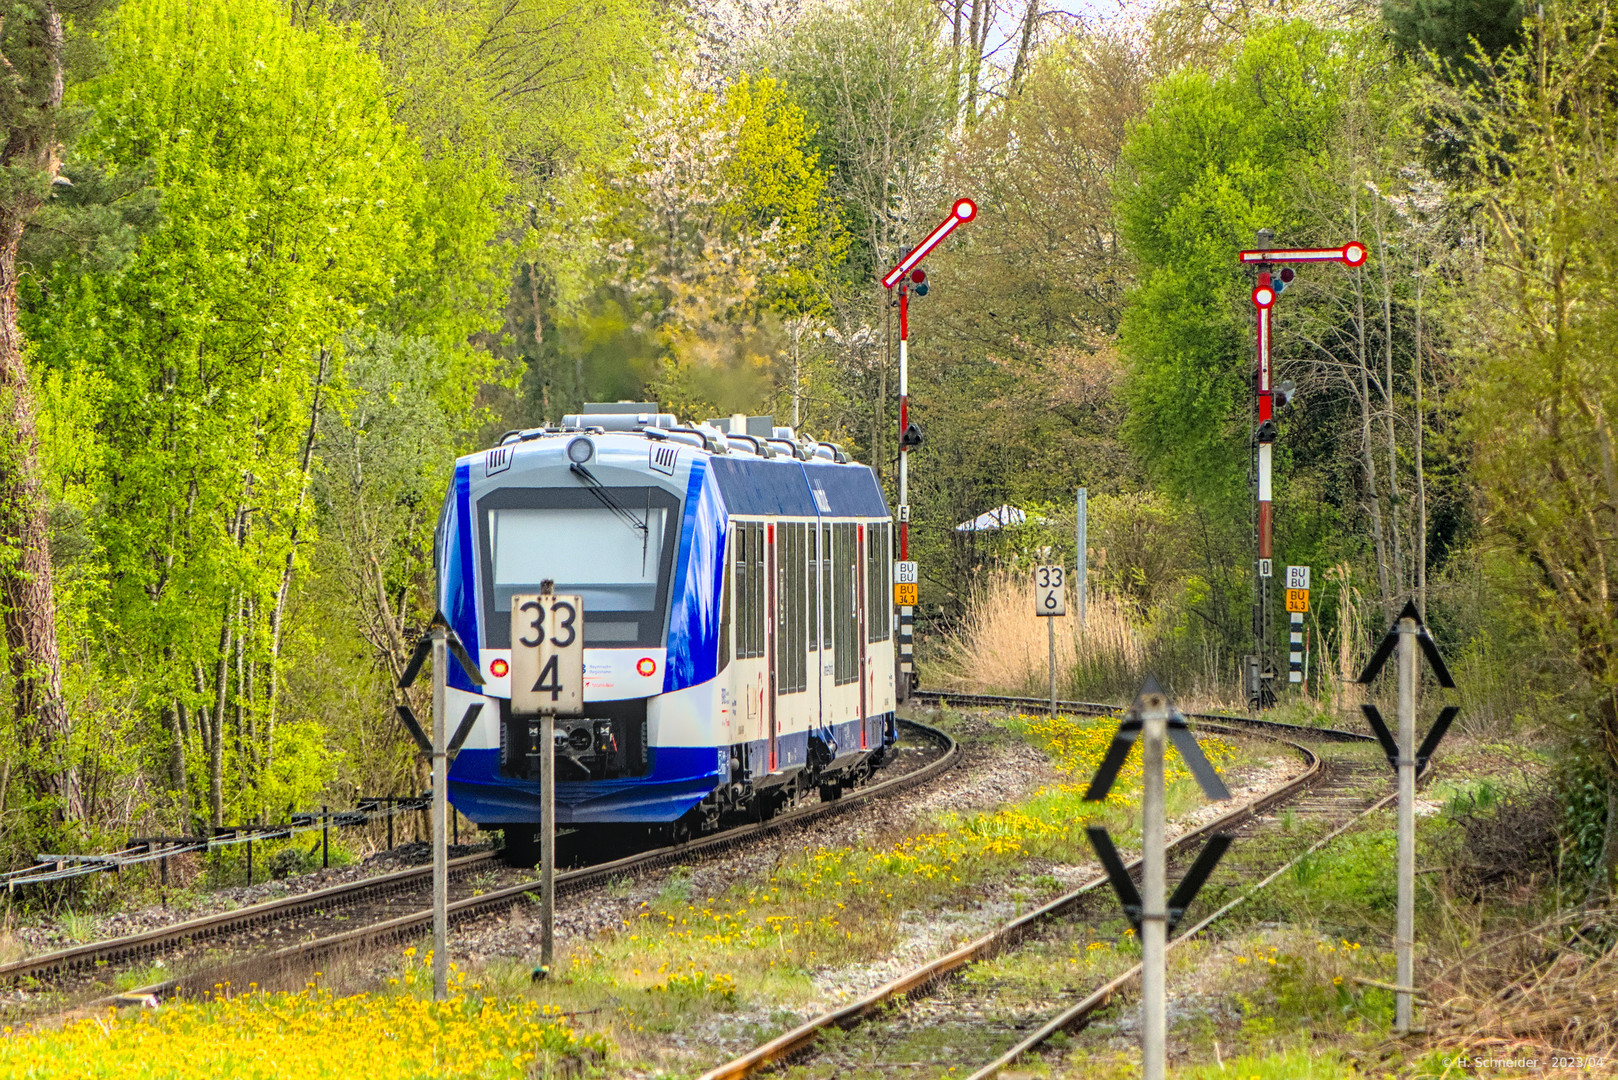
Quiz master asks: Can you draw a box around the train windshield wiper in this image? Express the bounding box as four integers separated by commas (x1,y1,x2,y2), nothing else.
569,464,651,570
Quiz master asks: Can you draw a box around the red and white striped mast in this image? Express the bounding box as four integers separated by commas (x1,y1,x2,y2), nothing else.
882,197,977,698
1238,233,1366,708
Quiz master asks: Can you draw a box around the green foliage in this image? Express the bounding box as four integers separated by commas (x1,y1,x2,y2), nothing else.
764,0,954,277
1118,21,1350,506
1440,0,1618,848
21,0,504,828
1385,0,1525,73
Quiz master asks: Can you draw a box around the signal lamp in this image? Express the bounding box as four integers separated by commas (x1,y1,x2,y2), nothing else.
901,421,924,449
913,282,929,297
566,436,594,464
1256,419,1278,444
1276,379,1297,408
1279,267,1295,283
910,268,926,283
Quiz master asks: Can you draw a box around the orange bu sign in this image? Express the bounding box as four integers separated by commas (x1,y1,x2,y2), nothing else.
1284,589,1309,613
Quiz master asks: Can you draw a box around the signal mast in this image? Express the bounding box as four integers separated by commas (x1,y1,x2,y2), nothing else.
882,198,977,699
1238,230,1366,708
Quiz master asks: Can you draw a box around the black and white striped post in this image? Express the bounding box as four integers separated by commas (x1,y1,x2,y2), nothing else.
1284,565,1310,688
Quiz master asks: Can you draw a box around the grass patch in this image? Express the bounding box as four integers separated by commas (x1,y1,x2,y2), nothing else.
500,711,1262,1071
0,969,600,1079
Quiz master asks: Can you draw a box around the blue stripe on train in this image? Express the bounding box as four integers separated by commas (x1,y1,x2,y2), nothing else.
449,747,724,825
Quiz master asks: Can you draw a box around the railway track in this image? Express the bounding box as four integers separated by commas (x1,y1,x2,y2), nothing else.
697,711,1397,1080
912,687,1377,743
4,719,957,1013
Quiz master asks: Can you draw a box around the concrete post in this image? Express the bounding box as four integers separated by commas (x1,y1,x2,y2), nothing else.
431,627,449,1001
540,713,555,968
1395,614,1417,1032
1048,616,1057,717
1140,687,1169,1080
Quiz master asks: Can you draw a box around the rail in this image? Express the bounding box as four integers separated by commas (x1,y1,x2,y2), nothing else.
696,718,1331,1080
8,720,957,1004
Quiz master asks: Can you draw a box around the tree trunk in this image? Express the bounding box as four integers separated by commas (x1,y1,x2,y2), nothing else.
966,0,984,124
1011,0,1040,93
1376,223,1406,604
265,349,328,777
947,0,963,126
212,596,232,830
1414,277,1429,621
0,220,80,822
1354,265,1393,623
169,700,191,827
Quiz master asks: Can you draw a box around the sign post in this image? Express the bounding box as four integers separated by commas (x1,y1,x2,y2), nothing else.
1238,236,1365,707
1084,678,1231,1080
396,615,485,1001
1075,488,1088,631
1284,565,1310,686
1035,564,1066,716
1355,600,1458,1034
510,586,585,975
883,198,977,699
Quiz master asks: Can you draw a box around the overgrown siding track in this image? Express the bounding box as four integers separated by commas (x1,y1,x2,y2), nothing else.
7,720,957,1012
698,704,1396,1080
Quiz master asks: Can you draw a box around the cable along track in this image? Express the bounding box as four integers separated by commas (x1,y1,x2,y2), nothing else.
7,720,956,1010
697,713,1396,1080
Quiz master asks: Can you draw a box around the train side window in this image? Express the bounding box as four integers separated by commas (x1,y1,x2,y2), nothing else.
808,522,819,654
736,522,755,661
867,522,891,643
777,522,807,694
797,523,812,687
753,521,766,659
820,523,833,650
719,526,733,672
833,522,858,685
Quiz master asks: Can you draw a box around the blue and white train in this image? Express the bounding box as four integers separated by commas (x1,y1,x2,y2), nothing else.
433,404,898,860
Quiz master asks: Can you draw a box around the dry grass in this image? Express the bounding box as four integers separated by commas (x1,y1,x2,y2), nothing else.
930,567,1231,705
1421,907,1618,1066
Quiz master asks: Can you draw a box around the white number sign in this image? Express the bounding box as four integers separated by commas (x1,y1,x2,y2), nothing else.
895,561,918,585
510,594,584,716
1035,564,1066,616
1286,565,1311,590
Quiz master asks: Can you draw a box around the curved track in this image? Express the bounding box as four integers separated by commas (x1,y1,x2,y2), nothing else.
913,687,1376,743
697,710,1393,1080
9,720,957,1010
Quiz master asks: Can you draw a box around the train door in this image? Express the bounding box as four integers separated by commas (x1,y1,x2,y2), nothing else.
856,523,869,749
765,521,779,772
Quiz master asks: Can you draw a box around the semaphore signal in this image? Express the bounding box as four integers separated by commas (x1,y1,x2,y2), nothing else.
1240,232,1363,709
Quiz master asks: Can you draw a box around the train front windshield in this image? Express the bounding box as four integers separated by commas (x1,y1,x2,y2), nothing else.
478,487,681,649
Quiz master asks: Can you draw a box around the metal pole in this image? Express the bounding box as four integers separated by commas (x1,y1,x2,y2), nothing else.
897,287,914,693
1140,688,1169,1080
321,806,329,869
432,627,449,1001
1048,616,1057,715
540,713,555,969
1395,614,1417,1033
1075,489,1087,631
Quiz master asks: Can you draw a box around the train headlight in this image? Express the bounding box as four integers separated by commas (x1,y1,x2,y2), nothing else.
566,436,594,464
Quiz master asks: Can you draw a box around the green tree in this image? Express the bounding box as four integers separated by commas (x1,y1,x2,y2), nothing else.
1440,0,1618,890
24,0,502,827
0,0,114,826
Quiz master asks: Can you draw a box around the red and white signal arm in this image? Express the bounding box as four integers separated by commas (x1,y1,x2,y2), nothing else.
883,199,977,288
510,594,585,716
1239,241,1367,266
